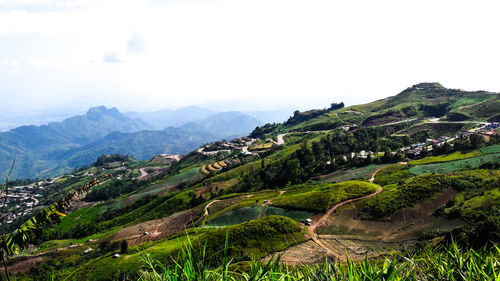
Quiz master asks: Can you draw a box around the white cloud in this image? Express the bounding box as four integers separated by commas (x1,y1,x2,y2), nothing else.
102,53,124,63
127,33,146,54
0,0,499,113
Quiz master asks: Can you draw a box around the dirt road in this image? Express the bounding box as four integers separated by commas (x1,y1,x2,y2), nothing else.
276,133,287,145
138,168,148,180
204,200,221,216
308,168,383,258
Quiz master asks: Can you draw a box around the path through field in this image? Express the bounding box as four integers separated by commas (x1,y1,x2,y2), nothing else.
308,168,383,258
204,200,221,216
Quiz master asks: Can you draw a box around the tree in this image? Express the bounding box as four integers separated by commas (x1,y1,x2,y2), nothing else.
470,134,485,149
329,102,344,110
120,239,128,254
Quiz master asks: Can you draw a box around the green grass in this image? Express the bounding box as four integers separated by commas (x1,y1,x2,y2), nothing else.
52,204,102,234
208,191,281,219
373,164,411,186
410,150,482,165
273,181,379,212
361,173,452,219
141,167,202,194
480,144,500,154
409,153,500,175
262,206,313,221
207,206,262,226
450,96,491,109
47,216,306,280
207,206,314,227
136,240,499,281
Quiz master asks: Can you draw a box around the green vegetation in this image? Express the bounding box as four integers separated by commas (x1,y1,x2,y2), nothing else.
362,169,500,220
135,241,499,281
207,206,314,226
262,206,313,221
410,150,482,165
273,181,379,212
373,164,411,186
318,164,387,183
4,83,500,280
361,173,454,219
24,216,306,280
409,153,500,175
207,206,262,226
450,96,491,109
480,144,500,154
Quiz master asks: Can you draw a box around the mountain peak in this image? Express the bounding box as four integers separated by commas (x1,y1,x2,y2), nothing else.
86,106,124,121
411,82,444,91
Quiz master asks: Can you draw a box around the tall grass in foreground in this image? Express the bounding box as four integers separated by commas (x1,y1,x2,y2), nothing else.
137,239,500,281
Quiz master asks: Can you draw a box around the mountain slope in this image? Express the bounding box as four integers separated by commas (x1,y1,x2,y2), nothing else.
126,106,217,130
0,106,151,178
251,83,499,137
182,111,263,139
4,83,500,279
55,128,219,168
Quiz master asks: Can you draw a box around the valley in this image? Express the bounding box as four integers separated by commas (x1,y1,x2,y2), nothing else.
0,83,499,280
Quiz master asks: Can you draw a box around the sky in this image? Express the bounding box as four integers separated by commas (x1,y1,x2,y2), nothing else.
1,0,500,116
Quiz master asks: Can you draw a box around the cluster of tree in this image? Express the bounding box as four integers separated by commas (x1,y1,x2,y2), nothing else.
92,154,130,167
98,239,128,255
85,179,143,202
329,102,345,110
238,127,409,192
249,123,282,138
285,109,329,126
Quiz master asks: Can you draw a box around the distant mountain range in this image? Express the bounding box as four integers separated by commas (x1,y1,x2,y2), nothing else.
0,105,291,179
125,106,293,129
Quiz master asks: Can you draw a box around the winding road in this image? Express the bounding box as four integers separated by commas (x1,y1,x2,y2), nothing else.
276,133,287,145
308,168,383,258
204,200,221,217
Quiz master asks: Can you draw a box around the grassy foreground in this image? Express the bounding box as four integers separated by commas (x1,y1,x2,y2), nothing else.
138,240,500,281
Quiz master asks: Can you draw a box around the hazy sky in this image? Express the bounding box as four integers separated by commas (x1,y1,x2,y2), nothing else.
1,0,500,114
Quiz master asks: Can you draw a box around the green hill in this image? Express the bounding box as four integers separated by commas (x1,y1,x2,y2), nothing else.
3,83,499,280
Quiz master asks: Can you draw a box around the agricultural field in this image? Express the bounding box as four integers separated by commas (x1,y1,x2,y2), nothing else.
316,164,388,183
409,153,500,175
409,150,482,165
480,144,500,154
450,96,491,109
262,206,313,221
206,206,262,226
139,166,202,194
206,206,313,227
393,122,465,137
273,181,379,212
44,203,103,238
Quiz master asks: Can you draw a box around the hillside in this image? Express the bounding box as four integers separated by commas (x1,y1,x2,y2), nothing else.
251,83,498,137
1,83,499,280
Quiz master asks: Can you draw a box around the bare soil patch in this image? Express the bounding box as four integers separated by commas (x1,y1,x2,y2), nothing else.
113,207,202,246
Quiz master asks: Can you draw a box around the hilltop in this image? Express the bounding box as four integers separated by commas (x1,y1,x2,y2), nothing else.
1,83,499,280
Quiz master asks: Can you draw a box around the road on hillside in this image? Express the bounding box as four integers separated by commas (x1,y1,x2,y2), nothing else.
204,200,221,217
138,168,148,180
276,133,287,145
308,168,383,258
